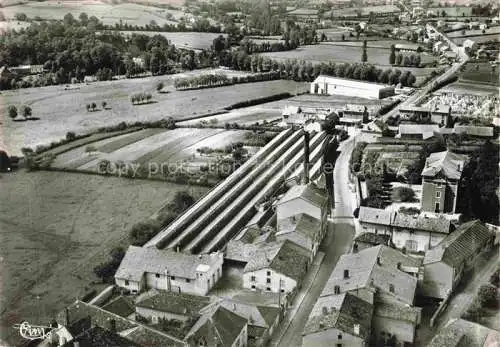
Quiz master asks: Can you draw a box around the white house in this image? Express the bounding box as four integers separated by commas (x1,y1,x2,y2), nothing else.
310,75,395,99
243,240,310,294
115,245,223,295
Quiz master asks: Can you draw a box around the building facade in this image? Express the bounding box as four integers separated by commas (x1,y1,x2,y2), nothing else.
310,75,395,99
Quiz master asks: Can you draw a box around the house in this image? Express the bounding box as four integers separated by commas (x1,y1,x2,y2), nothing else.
395,43,422,52
302,292,373,347
9,64,44,75
115,245,224,295
275,213,322,259
135,291,211,324
184,304,248,347
339,104,368,125
462,39,476,51
310,75,395,99
276,183,329,242
422,220,494,299
421,151,468,214
427,318,500,347
51,300,185,346
353,232,391,252
399,104,451,126
358,207,453,254
453,125,494,138
243,239,311,294
320,245,422,346
216,299,281,346
396,124,440,140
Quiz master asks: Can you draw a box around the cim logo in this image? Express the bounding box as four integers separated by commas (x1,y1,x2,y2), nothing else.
13,321,53,341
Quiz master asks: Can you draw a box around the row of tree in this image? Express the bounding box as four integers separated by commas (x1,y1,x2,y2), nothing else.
7,105,32,120
389,45,422,67
130,93,153,105
174,71,280,90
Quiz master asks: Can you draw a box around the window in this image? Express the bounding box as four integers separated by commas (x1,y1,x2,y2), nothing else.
251,285,256,289
281,289,285,293
436,191,441,198
336,344,342,347
338,334,342,340
406,240,418,251
155,274,160,278
186,279,190,283
435,202,440,212
266,287,271,291
266,278,271,284
125,280,129,286
171,276,176,281
267,271,271,276
251,276,256,282
389,284,395,293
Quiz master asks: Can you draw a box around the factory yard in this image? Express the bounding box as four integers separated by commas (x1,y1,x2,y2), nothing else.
1,77,306,156
0,170,208,345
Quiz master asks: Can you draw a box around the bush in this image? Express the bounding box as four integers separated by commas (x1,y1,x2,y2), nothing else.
93,246,125,283
7,105,17,119
350,142,367,172
478,283,498,308
129,220,162,246
66,132,77,141
392,187,416,202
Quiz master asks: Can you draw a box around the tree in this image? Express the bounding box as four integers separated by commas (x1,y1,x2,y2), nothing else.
91,102,97,111
102,101,107,109
341,33,345,41
389,45,396,65
156,81,164,92
129,220,161,246
86,104,91,112
168,191,195,214
478,284,498,308
396,53,403,66
79,12,89,25
14,12,27,21
7,105,17,119
66,132,77,141
392,187,416,202
85,145,97,155
20,105,31,119
362,47,368,63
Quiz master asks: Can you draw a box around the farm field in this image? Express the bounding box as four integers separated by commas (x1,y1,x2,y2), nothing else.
441,81,499,96
316,27,350,41
178,107,283,127
258,43,392,65
0,0,181,26
322,40,411,49
447,26,500,38
51,128,250,175
118,31,226,50
459,62,499,85
1,77,306,156
0,170,208,346
452,33,500,45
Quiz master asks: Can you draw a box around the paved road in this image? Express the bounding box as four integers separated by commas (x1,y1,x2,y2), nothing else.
270,135,358,346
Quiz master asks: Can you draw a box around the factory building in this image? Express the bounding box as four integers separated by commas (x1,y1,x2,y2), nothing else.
310,76,395,99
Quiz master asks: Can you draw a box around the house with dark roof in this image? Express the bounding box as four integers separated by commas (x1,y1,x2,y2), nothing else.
399,105,451,126
275,213,322,259
243,240,311,294
353,232,391,251
319,246,423,346
59,325,140,347
135,291,211,324
276,183,329,243
184,305,248,347
357,207,453,254
421,151,468,214
427,318,500,347
422,220,494,299
302,292,373,347
115,246,223,295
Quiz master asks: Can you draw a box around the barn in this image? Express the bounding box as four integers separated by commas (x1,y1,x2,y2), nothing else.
310,75,395,99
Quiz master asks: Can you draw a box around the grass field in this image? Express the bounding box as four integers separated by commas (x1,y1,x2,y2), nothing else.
0,170,208,345
0,0,181,26
258,43,393,65
118,31,226,50
1,76,305,156
459,62,499,85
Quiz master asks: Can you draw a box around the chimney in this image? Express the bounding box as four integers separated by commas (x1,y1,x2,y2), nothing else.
64,308,70,327
302,131,310,185
377,256,381,265
343,269,349,279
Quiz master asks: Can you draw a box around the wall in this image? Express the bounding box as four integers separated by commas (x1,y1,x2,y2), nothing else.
422,180,446,213
115,277,143,294
422,262,454,299
372,316,416,346
135,306,191,324
359,221,392,236
392,229,446,253
302,328,365,347
243,268,297,293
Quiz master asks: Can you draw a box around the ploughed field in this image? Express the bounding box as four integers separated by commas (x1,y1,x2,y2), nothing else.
0,170,208,346
50,128,251,175
1,77,305,155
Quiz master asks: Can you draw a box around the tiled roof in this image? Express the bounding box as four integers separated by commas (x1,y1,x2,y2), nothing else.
57,300,185,346
244,240,311,282
321,246,420,305
304,293,373,339
185,305,247,347
101,296,135,318
358,207,393,226
60,326,140,347
421,151,468,180
392,212,452,234
115,245,220,281
374,301,421,324
354,232,390,246
216,299,279,329
427,318,500,347
136,291,211,317
276,213,321,250
423,220,494,268
278,183,328,209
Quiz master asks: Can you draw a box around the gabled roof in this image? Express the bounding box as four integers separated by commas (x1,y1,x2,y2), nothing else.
303,293,373,339
423,220,494,268
185,305,247,347
354,232,391,246
243,240,311,282
397,124,439,140
136,291,211,317
427,318,500,347
358,206,393,226
276,213,321,249
421,151,468,180
60,326,140,347
392,212,452,234
101,296,135,318
278,183,328,209
321,246,420,305
215,299,280,329
115,245,221,281
374,301,421,324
